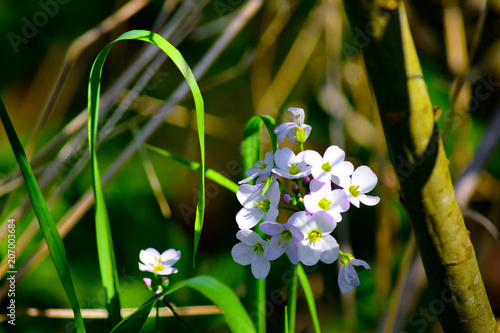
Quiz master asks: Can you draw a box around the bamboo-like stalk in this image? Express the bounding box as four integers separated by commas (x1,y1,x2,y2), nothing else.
344,1,499,332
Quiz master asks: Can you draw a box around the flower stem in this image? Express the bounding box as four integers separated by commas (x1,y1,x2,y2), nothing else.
256,278,266,333
277,205,300,212
155,300,160,333
287,263,298,333
299,142,304,152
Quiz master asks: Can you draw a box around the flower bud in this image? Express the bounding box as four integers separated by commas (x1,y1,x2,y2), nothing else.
303,175,311,186
283,194,297,205
143,278,153,291
292,184,300,194
295,127,306,143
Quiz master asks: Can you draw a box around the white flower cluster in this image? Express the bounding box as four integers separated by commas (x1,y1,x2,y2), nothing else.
232,108,378,294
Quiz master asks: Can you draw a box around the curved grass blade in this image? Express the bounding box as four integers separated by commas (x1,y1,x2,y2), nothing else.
297,264,321,333
0,97,86,332
165,276,256,333
146,145,238,193
109,292,164,333
88,30,205,323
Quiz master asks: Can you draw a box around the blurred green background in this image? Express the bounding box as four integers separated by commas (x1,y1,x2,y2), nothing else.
1,0,499,332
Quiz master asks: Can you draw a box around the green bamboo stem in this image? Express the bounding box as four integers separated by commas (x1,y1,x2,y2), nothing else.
344,2,498,332
287,263,298,333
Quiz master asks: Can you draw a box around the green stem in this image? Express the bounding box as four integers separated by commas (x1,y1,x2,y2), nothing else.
287,263,298,333
278,205,300,212
155,300,160,333
299,142,304,152
256,278,266,333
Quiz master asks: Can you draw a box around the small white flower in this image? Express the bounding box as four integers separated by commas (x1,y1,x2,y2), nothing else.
338,258,371,294
236,182,280,229
231,229,270,279
288,211,340,266
274,107,312,143
139,248,181,275
238,152,274,184
338,166,380,208
303,180,349,222
272,147,312,180
302,146,354,184
260,222,304,264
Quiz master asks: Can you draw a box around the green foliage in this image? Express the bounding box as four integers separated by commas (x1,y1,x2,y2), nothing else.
88,30,206,324
0,98,86,332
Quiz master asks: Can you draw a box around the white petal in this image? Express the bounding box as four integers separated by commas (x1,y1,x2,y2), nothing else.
266,181,281,205
351,258,371,270
274,147,295,170
286,241,301,264
266,237,286,260
318,236,339,264
154,266,179,275
352,166,378,194
326,190,349,218
139,262,152,272
287,211,310,231
160,249,181,266
238,173,259,185
348,195,360,208
288,107,305,125
323,145,345,166
303,193,321,214
311,166,332,183
251,253,271,279
309,179,330,193
312,211,336,234
236,208,262,230
337,176,352,189
302,125,312,141
236,229,264,246
237,184,263,208
286,128,299,143
263,206,279,223
231,242,253,265
300,242,322,266
274,123,296,143
260,222,283,236
358,194,380,206
140,248,161,266
331,161,354,178
284,223,304,242
338,265,356,294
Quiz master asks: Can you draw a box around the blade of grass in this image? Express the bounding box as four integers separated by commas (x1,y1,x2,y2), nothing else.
296,263,321,333
0,97,86,333
88,30,205,322
165,276,256,333
109,292,164,333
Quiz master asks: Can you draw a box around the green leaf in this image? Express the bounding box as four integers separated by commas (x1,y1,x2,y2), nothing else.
147,145,238,194
297,264,321,333
241,116,276,194
88,30,206,321
166,276,256,333
110,292,164,333
0,98,86,333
